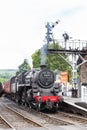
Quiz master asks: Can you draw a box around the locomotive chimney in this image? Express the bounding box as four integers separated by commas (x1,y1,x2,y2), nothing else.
40,64,46,70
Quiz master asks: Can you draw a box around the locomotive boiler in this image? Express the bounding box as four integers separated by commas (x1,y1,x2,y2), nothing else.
3,65,63,111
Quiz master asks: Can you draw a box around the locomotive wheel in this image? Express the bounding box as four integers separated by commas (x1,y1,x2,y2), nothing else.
24,102,29,107
54,103,59,112
56,103,58,109
37,103,41,112
52,103,58,112
15,94,21,105
15,98,20,104
28,103,32,109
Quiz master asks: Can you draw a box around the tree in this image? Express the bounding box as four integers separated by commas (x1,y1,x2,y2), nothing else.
32,43,71,71
32,43,72,82
0,72,15,84
32,50,41,68
0,77,6,84
16,59,31,75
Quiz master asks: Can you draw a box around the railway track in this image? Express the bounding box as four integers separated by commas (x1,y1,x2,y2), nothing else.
0,103,44,130
44,111,87,127
57,111,87,126
0,115,15,129
7,103,74,127
1,101,65,130
9,102,87,127
1,97,87,129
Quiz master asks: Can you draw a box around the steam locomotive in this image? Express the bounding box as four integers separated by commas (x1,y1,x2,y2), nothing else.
3,65,63,111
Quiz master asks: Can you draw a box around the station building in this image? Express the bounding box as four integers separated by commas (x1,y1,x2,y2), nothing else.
78,54,87,102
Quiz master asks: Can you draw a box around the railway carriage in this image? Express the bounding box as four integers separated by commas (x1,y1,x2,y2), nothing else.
0,82,3,96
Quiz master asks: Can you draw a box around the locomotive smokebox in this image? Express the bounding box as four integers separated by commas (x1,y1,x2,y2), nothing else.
40,65,46,70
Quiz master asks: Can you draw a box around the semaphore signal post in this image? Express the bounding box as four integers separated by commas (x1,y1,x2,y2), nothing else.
45,21,87,89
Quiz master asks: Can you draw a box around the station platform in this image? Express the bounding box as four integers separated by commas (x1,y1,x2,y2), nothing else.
63,96,87,116
63,96,82,105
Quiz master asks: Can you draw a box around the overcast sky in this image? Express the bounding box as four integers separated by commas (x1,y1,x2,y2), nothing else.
0,0,87,69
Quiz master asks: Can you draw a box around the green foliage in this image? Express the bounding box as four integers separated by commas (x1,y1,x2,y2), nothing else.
46,53,68,70
16,59,31,75
0,59,31,83
49,42,62,50
0,77,6,84
32,42,72,80
0,71,16,84
32,43,70,69
32,50,41,68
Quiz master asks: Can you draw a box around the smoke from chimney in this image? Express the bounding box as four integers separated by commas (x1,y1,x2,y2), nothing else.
40,44,48,66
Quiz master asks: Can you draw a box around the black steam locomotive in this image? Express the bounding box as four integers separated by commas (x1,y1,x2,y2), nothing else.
3,65,63,111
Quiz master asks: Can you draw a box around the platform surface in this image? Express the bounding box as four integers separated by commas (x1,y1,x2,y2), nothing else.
63,96,87,117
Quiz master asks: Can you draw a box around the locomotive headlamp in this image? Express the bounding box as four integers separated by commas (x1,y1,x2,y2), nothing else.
37,91,40,96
